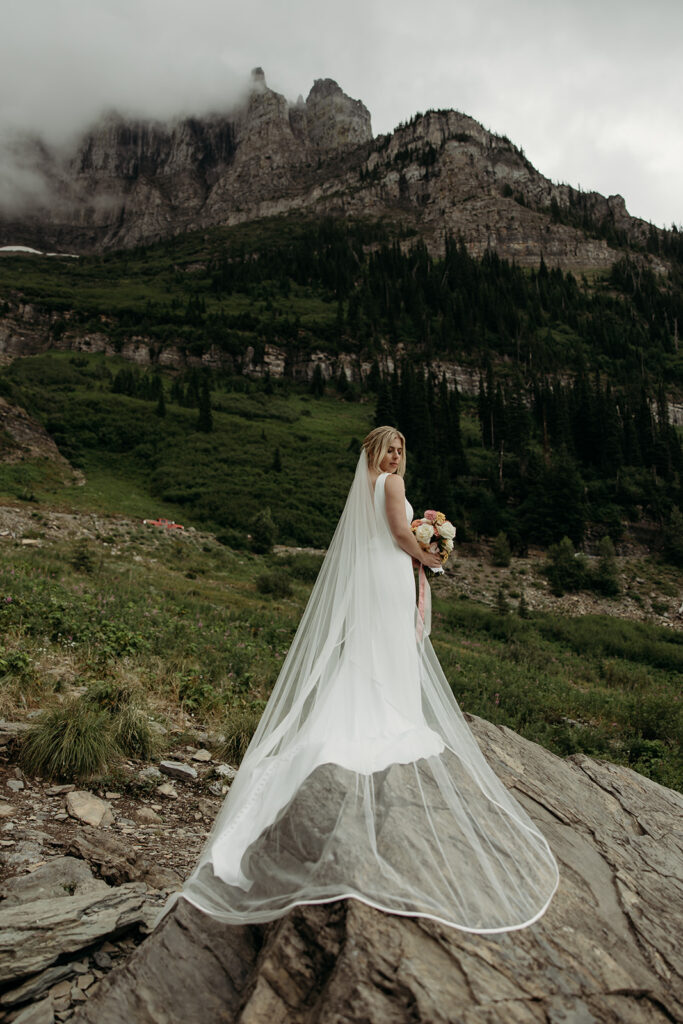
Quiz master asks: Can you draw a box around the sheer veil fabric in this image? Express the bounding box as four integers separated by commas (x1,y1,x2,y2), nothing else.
163,451,559,933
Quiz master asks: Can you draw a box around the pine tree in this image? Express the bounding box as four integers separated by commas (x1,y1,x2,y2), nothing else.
310,364,325,398
491,532,512,567
366,360,381,393
336,367,351,399
155,386,166,418
197,381,213,433
251,508,276,554
592,536,620,596
374,380,396,426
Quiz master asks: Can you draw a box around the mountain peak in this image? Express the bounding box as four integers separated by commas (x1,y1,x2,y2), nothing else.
250,66,267,92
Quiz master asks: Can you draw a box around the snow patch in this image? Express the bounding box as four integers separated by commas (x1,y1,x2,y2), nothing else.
0,245,79,258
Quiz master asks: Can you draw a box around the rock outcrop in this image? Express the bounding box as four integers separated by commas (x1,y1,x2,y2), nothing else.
0,69,373,254
0,296,483,396
0,71,667,272
69,715,683,1024
0,395,79,484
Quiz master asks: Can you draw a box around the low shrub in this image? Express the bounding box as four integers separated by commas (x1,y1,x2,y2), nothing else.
20,701,115,780
256,572,293,598
272,552,324,582
70,538,96,574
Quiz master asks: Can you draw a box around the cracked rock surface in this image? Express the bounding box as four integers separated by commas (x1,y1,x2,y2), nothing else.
71,715,683,1024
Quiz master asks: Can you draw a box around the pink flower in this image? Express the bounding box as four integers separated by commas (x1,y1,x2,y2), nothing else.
424,510,438,523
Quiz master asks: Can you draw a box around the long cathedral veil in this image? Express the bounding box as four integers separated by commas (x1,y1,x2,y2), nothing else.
159,450,559,932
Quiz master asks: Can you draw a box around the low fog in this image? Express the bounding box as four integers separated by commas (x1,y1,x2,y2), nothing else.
1,0,681,226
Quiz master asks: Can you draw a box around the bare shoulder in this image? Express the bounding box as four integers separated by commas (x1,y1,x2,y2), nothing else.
385,473,405,495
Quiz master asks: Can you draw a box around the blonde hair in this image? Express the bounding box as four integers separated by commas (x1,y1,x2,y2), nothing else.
362,426,406,477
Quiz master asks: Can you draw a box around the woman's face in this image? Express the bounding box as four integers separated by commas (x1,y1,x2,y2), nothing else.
379,436,403,474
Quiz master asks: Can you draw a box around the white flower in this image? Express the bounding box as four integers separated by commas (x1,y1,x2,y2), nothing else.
414,522,434,546
437,520,456,541
444,538,454,552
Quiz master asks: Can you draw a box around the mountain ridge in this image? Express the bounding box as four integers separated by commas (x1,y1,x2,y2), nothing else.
0,70,672,273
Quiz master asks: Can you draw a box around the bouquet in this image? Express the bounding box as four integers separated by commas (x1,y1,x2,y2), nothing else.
411,510,456,573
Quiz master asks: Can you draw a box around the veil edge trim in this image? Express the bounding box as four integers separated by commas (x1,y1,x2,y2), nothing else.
175,873,560,935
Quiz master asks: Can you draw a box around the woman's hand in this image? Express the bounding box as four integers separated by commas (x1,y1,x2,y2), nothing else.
418,549,443,570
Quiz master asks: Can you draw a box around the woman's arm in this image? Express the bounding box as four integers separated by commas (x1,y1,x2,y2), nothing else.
385,475,443,569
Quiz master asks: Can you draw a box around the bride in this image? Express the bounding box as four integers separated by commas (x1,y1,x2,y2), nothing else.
162,426,559,932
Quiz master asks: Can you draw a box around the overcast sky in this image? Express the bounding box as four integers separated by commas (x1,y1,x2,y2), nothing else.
1,0,681,228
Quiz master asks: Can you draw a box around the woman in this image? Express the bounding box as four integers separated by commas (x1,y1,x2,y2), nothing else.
161,427,558,932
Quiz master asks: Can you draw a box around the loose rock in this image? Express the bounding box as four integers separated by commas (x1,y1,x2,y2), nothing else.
11,995,54,1024
0,960,85,1008
4,840,45,871
65,792,114,829
190,749,212,762
132,807,162,826
50,982,72,1000
45,785,75,797
0,885,150,983
159,761,197,782
156,783,178,800
0,856,107,907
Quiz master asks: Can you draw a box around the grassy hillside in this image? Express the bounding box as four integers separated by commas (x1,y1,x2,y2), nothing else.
2,212,682,554
0,351,372,546
1,349,680,794
1,347,682,557
1,511,681,793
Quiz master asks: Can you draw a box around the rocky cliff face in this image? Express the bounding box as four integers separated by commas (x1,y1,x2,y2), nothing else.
0,69,373,253
65,716,683,1024
0,70,667,272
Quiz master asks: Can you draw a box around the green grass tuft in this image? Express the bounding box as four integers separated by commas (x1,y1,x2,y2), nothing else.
20,701,116,781
217,705,264,765
111,703,159,760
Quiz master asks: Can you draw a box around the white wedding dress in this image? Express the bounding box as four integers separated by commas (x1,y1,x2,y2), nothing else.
163,454,559,932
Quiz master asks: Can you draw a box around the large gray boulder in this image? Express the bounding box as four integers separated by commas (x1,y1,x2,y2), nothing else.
0,885,151,983
0,855,108,907
71,716,683,1023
